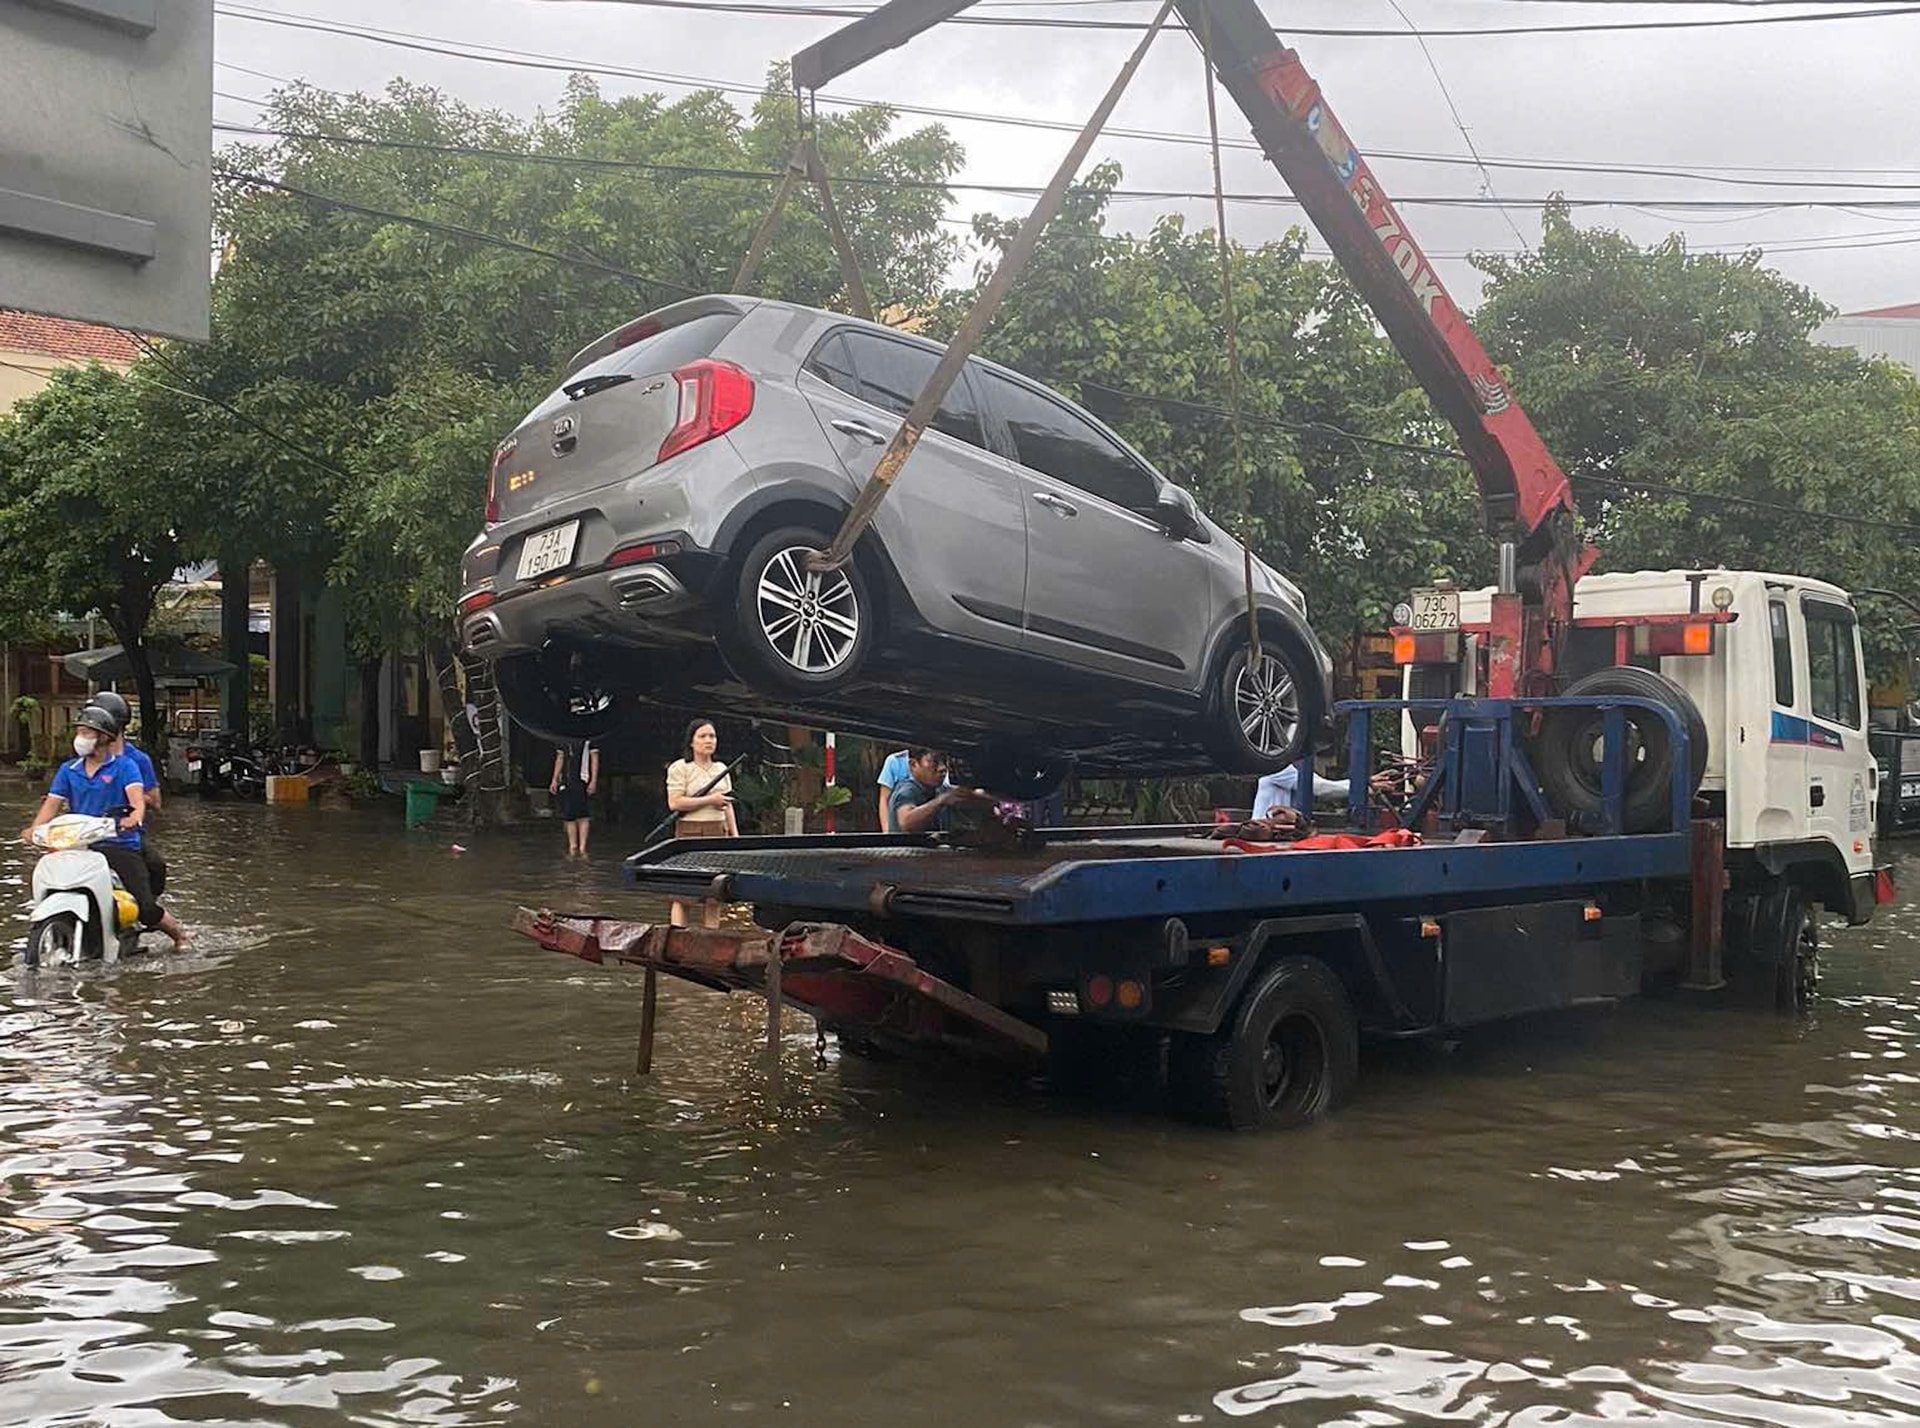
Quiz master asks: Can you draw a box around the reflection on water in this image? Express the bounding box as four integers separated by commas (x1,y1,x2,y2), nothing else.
2,782,1918,1425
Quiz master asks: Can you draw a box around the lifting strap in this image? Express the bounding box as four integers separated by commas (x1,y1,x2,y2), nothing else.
732,133,875,322
809,0,1180,573
1198,3,1263,667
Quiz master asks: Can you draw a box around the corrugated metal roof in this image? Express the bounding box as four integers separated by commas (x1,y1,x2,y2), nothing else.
1847,302,1920,321
1814,316,1920,377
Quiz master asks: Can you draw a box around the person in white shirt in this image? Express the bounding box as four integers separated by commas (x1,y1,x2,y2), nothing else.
1252,764,1354,820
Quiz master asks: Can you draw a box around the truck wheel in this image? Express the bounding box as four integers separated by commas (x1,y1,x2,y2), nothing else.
26,913,82,969
494,650,635,743
1752,881,1819,1012
1530,666,1708,833
729,525,875,694
1172,955,1359,1130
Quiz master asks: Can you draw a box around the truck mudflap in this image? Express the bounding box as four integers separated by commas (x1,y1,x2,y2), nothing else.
511,908,1048,1063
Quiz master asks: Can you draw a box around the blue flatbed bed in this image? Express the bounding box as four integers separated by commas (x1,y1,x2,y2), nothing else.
624,824,1696,926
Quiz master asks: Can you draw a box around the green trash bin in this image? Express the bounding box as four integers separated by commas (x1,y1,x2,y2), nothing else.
405,781,440,829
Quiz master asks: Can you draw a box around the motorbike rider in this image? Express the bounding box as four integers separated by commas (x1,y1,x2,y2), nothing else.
90,690,166,896
20,704,191,951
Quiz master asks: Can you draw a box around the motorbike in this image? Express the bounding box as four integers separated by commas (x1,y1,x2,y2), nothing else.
189,730,266,799
25,815,145,968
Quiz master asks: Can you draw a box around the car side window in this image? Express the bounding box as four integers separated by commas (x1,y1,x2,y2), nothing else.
1768,600,1794,708
833,332,986,450
982,371,1160,514
1803,598,1862,729
805,332,861,399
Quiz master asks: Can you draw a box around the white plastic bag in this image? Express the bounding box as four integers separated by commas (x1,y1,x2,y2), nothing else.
32,814,119,851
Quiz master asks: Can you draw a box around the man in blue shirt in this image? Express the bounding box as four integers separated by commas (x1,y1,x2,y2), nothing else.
888,748,990,834
92,692,166,894
876,748,911,831
23,705,188,949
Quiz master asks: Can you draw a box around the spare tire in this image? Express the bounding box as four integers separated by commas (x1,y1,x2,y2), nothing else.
1530,665,1708,833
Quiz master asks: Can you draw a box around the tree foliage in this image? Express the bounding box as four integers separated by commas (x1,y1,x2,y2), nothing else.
1475,202,1920,669
0,366,199,740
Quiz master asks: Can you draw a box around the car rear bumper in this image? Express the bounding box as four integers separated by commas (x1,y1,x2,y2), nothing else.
462,554,714,658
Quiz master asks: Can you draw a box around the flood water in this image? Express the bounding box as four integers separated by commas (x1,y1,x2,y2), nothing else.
3,780,1919,1427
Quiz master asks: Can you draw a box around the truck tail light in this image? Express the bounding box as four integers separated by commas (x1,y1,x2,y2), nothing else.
1633,622,1718,658
658,359,754,463
1393,631,1462,665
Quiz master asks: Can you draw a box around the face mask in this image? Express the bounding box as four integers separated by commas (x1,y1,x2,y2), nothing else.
74,734,98,758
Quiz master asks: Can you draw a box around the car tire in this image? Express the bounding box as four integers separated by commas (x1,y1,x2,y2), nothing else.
1207,637,1320,774
1170,955,1358,1131
1530,666,1707,833
729,525,875,695
494,650,635,743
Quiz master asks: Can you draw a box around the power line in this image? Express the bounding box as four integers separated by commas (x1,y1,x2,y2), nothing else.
207,14,1920,191
1084,376,1920,533
210,124,1920,208
1573,474,1920,534
118,332,361,484
209,132,1920,260
211,168,703,296
1387,0,1531,248
1081,379,1468,459
458,0,1920,34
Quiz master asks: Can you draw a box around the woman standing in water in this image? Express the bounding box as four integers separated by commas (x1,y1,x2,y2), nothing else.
664,718,737,839
549,737,599,857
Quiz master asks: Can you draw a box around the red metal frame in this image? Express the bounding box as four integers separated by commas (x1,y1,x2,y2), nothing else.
510,907,1048,1061
1184,7,1599,697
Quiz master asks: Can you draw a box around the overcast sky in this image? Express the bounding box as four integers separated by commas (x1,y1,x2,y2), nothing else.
211,0,1920,316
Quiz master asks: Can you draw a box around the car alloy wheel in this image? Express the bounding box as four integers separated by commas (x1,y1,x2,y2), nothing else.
1233,649,1301,760
755,545,862,676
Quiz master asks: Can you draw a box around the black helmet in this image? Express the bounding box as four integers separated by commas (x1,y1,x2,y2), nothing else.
75,704,121,738
94,690,131,727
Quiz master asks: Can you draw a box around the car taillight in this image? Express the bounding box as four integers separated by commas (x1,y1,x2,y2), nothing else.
658,359,754,463
484,440,514,526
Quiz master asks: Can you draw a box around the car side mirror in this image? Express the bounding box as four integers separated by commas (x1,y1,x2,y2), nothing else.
1155,486,1203,541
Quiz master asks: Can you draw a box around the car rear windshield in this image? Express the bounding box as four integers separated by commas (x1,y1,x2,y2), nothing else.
526,311,742,424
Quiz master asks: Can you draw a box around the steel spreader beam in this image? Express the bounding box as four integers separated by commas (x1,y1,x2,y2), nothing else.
791,0,983,92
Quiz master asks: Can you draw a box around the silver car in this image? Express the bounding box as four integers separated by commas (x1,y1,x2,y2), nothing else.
458,295,1333,793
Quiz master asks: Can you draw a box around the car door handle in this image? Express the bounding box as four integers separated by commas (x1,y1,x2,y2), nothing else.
1809,784,1825,808
831,418,888,446
1033,491,1079,517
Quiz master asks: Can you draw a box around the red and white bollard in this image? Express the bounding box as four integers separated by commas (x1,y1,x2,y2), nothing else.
824,731,837,833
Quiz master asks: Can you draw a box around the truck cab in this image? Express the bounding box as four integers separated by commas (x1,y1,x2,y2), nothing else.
1399,570,1880,923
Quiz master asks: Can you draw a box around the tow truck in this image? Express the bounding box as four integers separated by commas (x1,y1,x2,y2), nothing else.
513,0,1896,1128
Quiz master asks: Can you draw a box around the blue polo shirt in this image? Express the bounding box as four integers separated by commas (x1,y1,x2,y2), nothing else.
48,753,143,849
122,739,159,792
